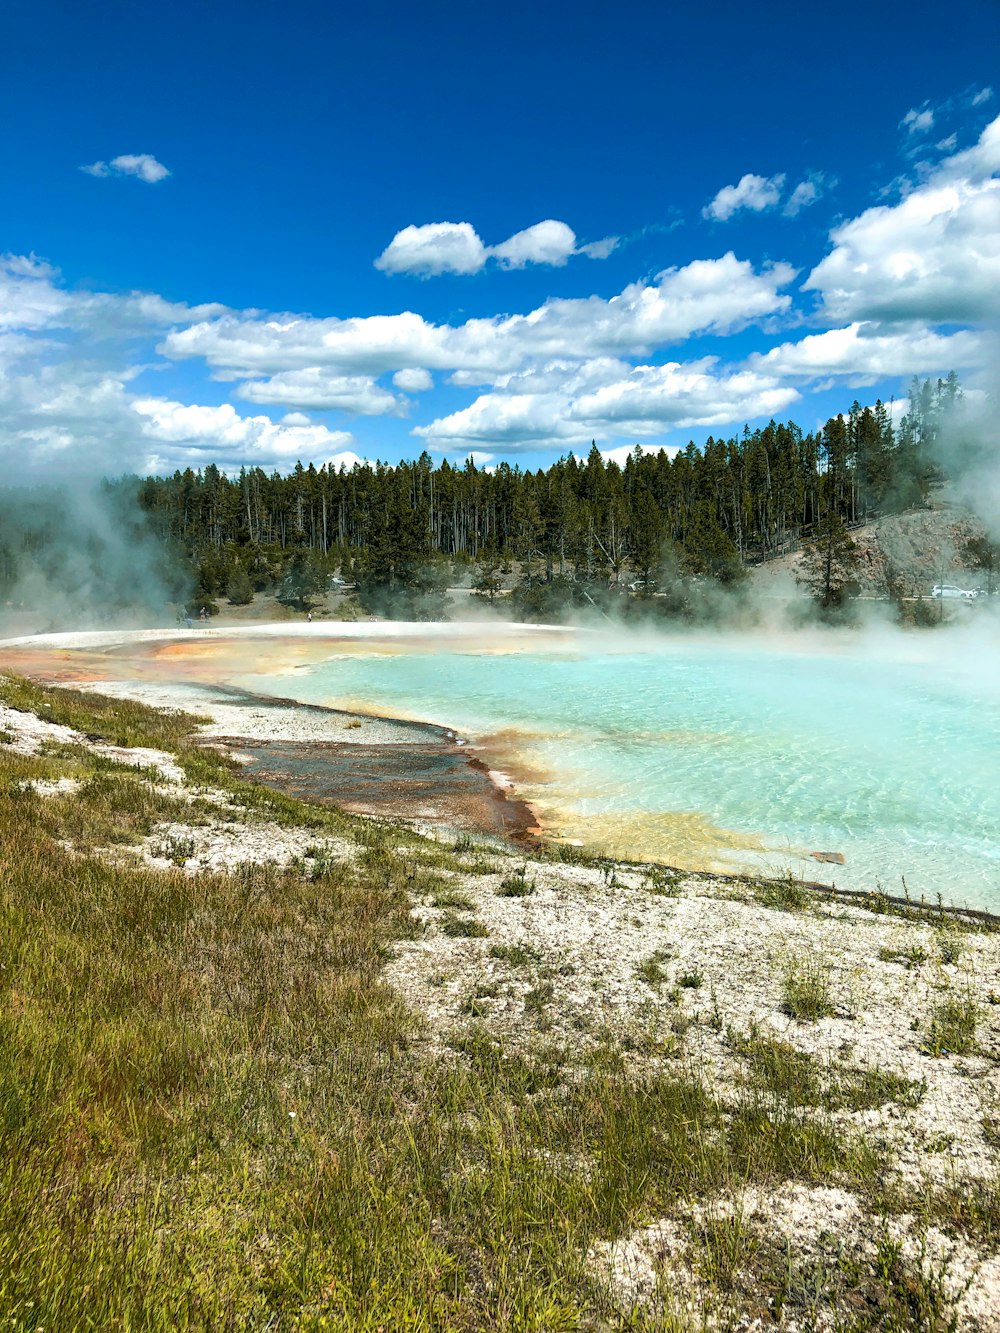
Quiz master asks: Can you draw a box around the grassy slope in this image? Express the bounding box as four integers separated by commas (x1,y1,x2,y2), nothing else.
0,675,995,1331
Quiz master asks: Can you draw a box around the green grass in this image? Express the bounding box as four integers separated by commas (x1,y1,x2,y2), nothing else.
756,876,812,912
937,932,964,965
496,865,535,897
0,674,960,1330
781,957,833,1021
642,867,683,897
439,912,489,938
878,942,929,968
921,992,981,1056
635,948,672,988
732,1030,926,1112
430,886,476,910
489,941,542,967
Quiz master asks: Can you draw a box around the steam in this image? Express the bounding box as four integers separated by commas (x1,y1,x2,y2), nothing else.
933,370,1000,541
0,477,188,636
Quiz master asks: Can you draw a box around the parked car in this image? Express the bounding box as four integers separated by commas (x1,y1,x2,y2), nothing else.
931,584,977,600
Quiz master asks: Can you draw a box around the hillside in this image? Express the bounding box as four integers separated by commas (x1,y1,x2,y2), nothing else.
752,503,991,601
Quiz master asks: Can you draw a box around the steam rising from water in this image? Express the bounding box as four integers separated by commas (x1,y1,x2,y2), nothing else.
0,480,185,634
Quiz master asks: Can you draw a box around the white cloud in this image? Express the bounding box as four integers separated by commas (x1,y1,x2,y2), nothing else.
0,264,361,475
0,251,226,338
164,253,795,383
902,107,934,135
374,218,618,276
325,450,374,472
703,172,785,222
601,442,680,466
578,235,620,260
783,173,829,217
973,87,994,107
804,115,1000,325
414,356,799,453
749,322,989,383
81,153,171,183
132,397,356,469
392,367,433,392
934,111,1000,181
374,222,487,277
490,219,578,268
569,362,798,434
237,368,403,414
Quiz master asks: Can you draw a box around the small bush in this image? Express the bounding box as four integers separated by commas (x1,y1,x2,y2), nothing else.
524,981,555,1013
643,867,683,897
151,834,195,865
679,968,703,989
877,943,928,969
938,933,963,966
758,877,811,912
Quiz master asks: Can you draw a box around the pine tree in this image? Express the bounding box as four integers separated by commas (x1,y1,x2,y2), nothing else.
225,566,254,605
798,512,860,612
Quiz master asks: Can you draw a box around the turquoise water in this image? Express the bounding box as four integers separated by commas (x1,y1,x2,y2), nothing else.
238,628,1000,910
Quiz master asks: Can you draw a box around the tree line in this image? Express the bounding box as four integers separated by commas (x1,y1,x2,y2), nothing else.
0,374,972,624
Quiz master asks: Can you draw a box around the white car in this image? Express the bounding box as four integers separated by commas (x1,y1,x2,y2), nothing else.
931,584,977,600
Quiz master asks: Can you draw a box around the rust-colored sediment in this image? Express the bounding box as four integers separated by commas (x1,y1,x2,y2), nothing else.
0,638,542,847
214,736,541,843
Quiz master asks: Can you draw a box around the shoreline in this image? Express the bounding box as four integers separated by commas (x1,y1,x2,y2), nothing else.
0,621,561,853
70,676,545,848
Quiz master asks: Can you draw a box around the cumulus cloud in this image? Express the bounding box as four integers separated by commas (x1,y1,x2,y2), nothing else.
804,114,1000,324
0,251,226,339
0,258,365,475
374,222,487,277
132,398,357,469
703,172,785,222
236,368,403,414
81,153,171,183
414,355,799,453
749,322,989,384
491,219,578,268
163,253,795,384
374,218,617,276
601,442,680,467
392,367,433,392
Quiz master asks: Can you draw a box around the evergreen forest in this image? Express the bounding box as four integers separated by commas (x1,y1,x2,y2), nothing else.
0,375,977,622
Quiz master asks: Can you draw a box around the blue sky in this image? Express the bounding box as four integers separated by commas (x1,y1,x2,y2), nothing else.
1,0,998,475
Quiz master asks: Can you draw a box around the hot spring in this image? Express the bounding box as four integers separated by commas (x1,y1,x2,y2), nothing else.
228,622,1000,913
